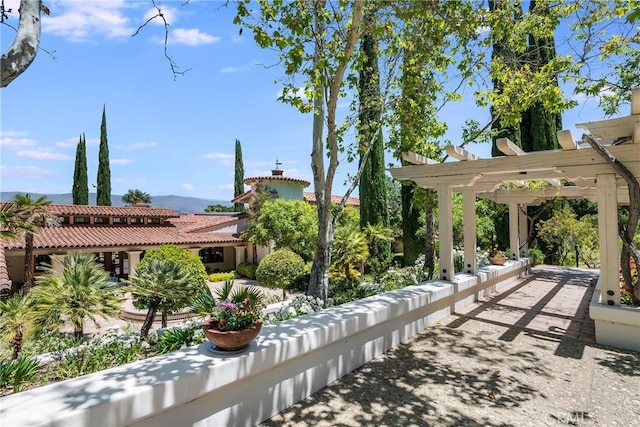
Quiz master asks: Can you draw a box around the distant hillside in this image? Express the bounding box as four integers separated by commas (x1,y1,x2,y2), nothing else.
0,192,231,214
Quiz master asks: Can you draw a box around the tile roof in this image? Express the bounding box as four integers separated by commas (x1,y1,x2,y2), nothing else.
303,192,360,207
41,204,179,218
244,175,310,187
2,226,242,251
168,213,246,233
0,245,10,292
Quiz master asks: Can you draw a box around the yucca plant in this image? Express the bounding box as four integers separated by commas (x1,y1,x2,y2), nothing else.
0,292,35,359
0,357,39,393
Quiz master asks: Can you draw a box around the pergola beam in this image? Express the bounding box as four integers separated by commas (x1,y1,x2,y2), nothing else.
477,185,631,205
496,138,526,156
445,145,479,161
402,151,437,165
557,130,577,150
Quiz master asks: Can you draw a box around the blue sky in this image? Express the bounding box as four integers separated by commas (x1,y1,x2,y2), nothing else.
0,0,620,203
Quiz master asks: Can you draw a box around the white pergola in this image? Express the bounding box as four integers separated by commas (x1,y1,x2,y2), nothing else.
390,89,640,307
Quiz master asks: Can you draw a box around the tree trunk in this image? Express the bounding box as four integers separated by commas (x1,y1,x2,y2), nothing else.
161,312,168,328
141,302,159,337
22,232,35,294
12,329,23,360
74,327,83,341
1,0,42,88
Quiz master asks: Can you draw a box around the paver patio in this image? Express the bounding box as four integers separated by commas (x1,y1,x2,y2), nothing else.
261,266,640,426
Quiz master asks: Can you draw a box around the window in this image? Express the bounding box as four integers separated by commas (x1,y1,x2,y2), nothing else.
57,216,70,225
35,255,51,271
74,216,89,224
130,217,144,224
113,217,126,224
94,217,109,224
147,217,161,224
200,247,224,263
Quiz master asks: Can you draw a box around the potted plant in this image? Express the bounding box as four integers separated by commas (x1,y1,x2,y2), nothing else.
191,280,266,351
489,249,509,266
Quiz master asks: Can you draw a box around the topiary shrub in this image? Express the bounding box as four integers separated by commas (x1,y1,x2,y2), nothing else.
208,271,237,282
236,262,258,279
256,250,305,299
139,244,208,290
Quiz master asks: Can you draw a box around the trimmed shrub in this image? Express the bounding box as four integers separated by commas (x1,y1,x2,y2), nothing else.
208,271,236,282
256,250,305,299
139,244,208,289
237,262,258,279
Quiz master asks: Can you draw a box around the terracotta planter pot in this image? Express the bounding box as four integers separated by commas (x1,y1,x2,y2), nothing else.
202,319,263,351
489,257,507,266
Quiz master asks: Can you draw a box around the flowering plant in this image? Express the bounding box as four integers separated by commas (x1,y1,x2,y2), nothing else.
191,280,265,332
490,248,508,259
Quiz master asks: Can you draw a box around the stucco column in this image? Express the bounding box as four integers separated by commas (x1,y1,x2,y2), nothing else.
127,250,143,277
462,189,477,274
508,202,519,261
438,184,453,281
597,173,619,306
234,246,246,268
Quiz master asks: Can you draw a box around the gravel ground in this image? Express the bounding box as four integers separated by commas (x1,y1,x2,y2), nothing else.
261,270,640,427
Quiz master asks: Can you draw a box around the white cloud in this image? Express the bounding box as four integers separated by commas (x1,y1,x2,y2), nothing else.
202,152,233,165
0,137,36,149
42,0,135,42
180,184,195,191
171,28,220,46
143,6,177,26
111,158,134,165
0,130,26,138
220,65,251,73
55,136,99,148
17,150,71,160
0,165,56,178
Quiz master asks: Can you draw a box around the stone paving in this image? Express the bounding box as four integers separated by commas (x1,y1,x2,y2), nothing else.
261,266,640,427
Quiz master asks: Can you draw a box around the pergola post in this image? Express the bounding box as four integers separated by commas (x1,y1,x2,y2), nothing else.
127,250,143,277
518,205,529,258
438,184,454,281
234,246,246,268
462,189,477,274
596,173,620,306
508,202,520,260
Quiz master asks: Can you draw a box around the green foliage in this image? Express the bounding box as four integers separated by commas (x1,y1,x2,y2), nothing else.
234,139,245,212
32,253,123,340
248,199,317,261
19,329,82,358
0,357,39,393
154,323,204,354
125,258,199,336
0,292,35,359
122,189,151,205
331,228,369,279
193,280,265,332
139,245,208,289
236,262,258,280
209,271,236,282
204,204,235,213
97,105,111,206
256,250,305,297
72,133,88,205
528,247,545,266
536,208,600,268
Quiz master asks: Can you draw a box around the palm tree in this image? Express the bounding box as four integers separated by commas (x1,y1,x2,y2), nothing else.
0,202,34,240
122,189,151,206
31,253,123,340
332,228,369,279
363,223,394,259
13,194,58,294
124,259,194,337
0,292,35,359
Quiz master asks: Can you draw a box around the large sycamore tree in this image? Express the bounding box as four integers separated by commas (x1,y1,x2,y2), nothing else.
0,0,43,87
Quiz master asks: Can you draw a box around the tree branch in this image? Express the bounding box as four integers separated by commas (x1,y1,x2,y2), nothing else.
1,0,42,88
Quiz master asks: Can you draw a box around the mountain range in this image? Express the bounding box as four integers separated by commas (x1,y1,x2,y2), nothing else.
0,192,230,214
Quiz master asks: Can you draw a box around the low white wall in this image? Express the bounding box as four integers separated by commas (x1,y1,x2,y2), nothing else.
589,276,640,352
0,259,529,427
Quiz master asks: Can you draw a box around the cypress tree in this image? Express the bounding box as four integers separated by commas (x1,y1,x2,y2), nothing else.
520,0,561,153
490,0,523,157
233,139,245,212
72,133,89,205
97,105,112,206
357,11,390,272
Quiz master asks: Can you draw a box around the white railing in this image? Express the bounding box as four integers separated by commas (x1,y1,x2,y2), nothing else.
0,259,529,427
